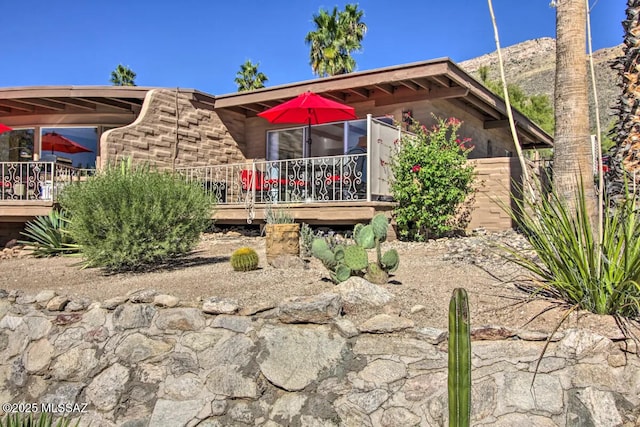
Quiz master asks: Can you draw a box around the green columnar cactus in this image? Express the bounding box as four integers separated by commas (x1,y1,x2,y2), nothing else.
230,247,260,271
311,214,400,284
448,288,471,427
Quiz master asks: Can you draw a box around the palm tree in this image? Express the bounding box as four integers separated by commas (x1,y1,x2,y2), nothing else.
305,4,367,77
553,0,597,219
234,60,268,92
607,0,640,199
110,64,137,86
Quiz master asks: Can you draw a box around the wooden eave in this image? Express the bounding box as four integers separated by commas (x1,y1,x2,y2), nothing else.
215,58,553,148
0,86,216,127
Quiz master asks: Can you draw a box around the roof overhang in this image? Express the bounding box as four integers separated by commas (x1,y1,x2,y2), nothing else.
215,58,553,149
0,86,215,127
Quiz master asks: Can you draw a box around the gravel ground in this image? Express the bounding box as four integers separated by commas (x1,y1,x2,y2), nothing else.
0,228,633,338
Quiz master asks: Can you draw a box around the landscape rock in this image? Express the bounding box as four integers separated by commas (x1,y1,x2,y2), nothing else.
153,294,180,308
128,289,159,304
149,399,203,427
102,295,128,310
113,304,156,330
358,314,415,333
258,324,346,391
85,363,130,411
334,277,394,307
46,295,69,311
278,293,341,324
202,297,239,315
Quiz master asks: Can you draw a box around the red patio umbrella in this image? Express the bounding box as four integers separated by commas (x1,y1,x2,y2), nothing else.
257,91,357,148
41,132,92,154
0,123,12,134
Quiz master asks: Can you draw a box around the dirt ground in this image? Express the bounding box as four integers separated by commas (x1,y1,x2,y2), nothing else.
0,230,634,340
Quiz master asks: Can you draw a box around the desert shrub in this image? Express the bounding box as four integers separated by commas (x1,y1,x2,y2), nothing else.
390,117,476,241
19,209,80,257
504,178,640,318
300,222,322,257
59,159,213,271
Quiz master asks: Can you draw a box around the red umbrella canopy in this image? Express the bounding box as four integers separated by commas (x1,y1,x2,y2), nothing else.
0,123,12,134
258,91,357,126
41,132,93,154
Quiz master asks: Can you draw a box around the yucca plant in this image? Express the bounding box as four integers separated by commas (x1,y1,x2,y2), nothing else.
504,178,640,319
19,209,80,257
0,412,78,427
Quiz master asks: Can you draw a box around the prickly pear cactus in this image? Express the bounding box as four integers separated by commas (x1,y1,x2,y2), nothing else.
354,224,375,249
380,249,399,272
311,216,400,284
364,262,389,285
370,213,389,242
230,247,259,271
343,245,369,271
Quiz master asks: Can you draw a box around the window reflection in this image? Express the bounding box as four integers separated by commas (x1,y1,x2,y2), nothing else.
0,129,34,162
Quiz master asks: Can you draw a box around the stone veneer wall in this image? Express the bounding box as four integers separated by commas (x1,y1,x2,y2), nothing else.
101,89,246,170
0,282,638,427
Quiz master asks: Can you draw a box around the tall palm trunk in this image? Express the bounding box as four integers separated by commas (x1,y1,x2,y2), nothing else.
608,0,640,199
553,0,597,220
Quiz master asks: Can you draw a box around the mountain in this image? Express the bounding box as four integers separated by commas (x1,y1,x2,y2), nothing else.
459,37,623,133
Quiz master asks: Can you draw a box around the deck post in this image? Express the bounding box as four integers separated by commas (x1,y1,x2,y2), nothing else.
366,114,372,202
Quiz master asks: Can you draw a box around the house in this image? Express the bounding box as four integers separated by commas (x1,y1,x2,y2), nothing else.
0,58,552,244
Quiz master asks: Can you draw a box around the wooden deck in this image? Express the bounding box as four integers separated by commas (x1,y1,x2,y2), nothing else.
214,201,396,225
0,200,55,222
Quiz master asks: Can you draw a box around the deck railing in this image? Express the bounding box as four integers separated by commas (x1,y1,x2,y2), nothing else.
0,161,95,202
176,154,371,205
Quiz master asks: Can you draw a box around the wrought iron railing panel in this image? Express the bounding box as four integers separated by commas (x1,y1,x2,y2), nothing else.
0,162,95,202
176,154,370,206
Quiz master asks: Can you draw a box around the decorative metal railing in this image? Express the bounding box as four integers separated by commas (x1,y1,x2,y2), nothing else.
0,162,95,202
176,154,370,206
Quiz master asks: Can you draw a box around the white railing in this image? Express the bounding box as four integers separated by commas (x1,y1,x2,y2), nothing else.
0,162,95,202
177,154,374,205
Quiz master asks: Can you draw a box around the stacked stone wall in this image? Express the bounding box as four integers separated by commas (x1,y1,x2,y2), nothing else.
0,283,638,426
101,89,246,170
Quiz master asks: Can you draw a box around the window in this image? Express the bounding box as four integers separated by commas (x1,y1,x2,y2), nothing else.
0,129,34,162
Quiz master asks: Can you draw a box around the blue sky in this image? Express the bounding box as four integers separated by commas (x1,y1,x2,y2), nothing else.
0,1,625,96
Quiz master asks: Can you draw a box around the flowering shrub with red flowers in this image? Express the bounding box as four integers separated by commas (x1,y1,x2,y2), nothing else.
390,116,476,241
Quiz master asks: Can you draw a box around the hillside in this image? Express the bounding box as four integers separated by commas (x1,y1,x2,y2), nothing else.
459,37,623,132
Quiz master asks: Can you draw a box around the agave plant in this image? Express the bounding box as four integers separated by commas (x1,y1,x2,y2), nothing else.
19,209,80,257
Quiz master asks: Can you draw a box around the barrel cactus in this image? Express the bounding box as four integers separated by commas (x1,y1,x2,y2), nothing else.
230,247,259,271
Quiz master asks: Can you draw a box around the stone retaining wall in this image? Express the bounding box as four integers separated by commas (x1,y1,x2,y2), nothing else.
0,282,638,427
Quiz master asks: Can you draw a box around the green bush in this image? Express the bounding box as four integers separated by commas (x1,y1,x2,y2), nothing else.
504,179,640,318
19,209,80,257
59,159,213,271
390,116,476,241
